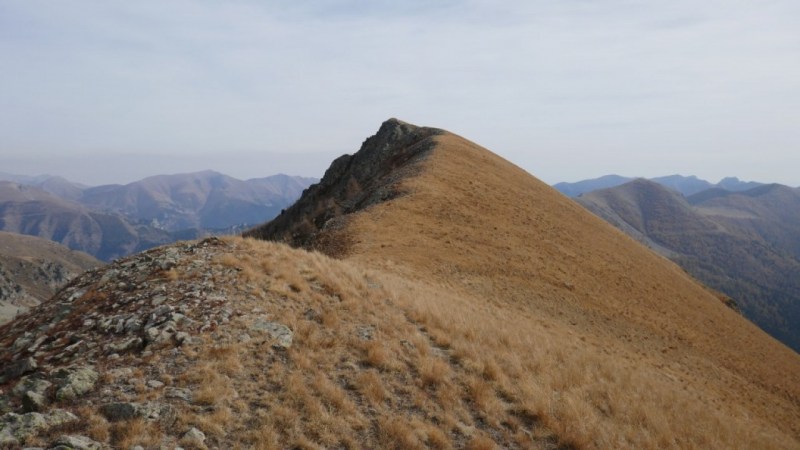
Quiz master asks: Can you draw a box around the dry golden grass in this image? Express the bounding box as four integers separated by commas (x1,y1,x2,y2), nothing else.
124,226,800,449
110,418,162,448
89,121,800,448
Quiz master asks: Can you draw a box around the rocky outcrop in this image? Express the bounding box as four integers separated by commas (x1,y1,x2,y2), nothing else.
244,118,443,256
0,237,296,448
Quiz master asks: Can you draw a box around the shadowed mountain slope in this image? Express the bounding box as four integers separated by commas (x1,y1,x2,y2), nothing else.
1,120,799,449
0,231,101,324
0,182,179,261
578,179,800,352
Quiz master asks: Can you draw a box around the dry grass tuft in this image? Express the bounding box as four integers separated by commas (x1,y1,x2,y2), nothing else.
110,418,162,448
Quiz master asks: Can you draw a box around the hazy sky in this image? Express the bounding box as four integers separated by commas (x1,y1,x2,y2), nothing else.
1,1,798,186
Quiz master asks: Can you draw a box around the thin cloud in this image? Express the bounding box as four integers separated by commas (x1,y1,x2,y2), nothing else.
0,1,798,185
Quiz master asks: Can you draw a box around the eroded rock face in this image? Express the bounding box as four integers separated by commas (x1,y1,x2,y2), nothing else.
244,118,443,256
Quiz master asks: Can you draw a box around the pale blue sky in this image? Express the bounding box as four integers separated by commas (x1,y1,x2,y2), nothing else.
1,1,798,186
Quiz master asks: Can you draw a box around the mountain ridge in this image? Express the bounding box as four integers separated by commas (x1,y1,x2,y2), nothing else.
554,174,771,197
0,172,316,261
1,119,799,449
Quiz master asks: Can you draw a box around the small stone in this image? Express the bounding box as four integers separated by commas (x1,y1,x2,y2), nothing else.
174,332,191,346
53,434,103,449
100,402,140,421
0,409,78,445
0,357,38,384
54,366,99,401
106,337,142,353
12,376,52,398
182,427,206,444
356,325,375,341
251,318,293,348
22,391,46,412
164,387,192,402
147,380,165,389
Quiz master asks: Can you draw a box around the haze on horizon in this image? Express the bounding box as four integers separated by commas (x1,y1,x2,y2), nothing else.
1,1,798,187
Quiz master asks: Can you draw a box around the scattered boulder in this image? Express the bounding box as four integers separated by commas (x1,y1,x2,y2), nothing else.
21,391,46,412
51,434,103,449
182,427,206,446
0,409,77,446
0,357,37,384
99,402,139,422
53,366,99,401
164,387,192,403
99,402,175,425
251,318,293,348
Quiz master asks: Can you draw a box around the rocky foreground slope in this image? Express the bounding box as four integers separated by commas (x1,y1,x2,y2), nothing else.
2,119,800,449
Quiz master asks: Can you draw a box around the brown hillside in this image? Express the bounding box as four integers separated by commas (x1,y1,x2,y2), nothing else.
251,119,800,448
1,119,798,449
0,231,102,323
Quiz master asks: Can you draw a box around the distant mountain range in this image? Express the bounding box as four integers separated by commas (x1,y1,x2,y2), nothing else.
0,230,101,324
574,178,800,352
0,171,316,261
554,174,767,197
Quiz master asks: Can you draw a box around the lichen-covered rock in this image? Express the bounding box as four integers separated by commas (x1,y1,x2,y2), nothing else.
51,434,103,449
182,427,206,445
251,318,293,348
22,390,46,412
0,357,37,384
0,408,77,446
12,376,52,398
53,366,99,401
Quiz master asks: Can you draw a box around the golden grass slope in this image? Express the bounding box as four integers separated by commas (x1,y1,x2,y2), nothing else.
253,120,800,448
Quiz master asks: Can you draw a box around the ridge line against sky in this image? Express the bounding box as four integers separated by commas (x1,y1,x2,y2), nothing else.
1,0,798,186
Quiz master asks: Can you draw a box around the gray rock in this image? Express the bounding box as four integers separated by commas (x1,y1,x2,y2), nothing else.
146,380,164,389
106,337,142,353
0,395,10,415
22,391,46,412
54,366,99,401
182,427,205,444
164,387,192,402
356,325,375,341
11,333,34,352
27,336,47,353
99,402,139,422
251,318,293,348
0,357,38,384
0,409,77,446
52,434,103,449
174,332,191,346
12,376,52,398
99,402,175,426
